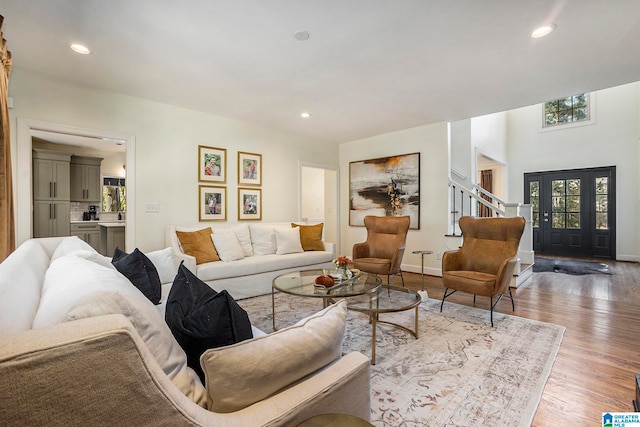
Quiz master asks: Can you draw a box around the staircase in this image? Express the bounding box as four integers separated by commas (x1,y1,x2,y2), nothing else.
448,178,534,288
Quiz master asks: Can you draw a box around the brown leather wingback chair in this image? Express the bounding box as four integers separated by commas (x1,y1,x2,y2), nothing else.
440,216,525,326
352,215,410,286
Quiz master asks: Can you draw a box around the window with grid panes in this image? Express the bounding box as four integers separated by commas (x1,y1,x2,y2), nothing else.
595,177,609,230
544,94,589,127
529,180,540,227
551,179,580,229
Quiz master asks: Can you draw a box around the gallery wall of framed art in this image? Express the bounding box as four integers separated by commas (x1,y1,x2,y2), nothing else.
197,146,263,221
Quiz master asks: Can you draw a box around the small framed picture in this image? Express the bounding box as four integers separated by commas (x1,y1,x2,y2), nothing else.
238,187,261,220
198,145,227,183
199,185,227,221
238,151,262,186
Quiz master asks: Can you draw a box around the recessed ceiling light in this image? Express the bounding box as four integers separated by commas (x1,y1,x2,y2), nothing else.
300,112,311,118
70,43,91,54
530,24,556,39
293,31,310,41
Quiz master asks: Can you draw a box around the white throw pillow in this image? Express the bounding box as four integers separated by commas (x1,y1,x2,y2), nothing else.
274,227,304,255
232,224,253,257
249,224,279,256
146,247,180,284
200,300,347,413
211,233,245,262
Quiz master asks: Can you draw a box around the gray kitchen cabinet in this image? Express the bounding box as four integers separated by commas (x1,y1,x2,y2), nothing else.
33,150,71,238
100,224,125,256
70,156,103,202
70,223,101,252
33,200,70,238
32,150,71,201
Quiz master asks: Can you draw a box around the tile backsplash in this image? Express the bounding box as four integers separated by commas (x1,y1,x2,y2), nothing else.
70,202,124,221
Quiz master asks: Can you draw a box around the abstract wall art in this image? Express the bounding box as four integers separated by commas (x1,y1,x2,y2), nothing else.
349,152,420,229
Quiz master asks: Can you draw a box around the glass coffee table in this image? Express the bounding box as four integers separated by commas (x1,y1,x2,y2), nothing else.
272,269,381,331
346,285,421,364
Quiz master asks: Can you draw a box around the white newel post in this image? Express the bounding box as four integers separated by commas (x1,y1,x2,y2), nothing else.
504,203,534,266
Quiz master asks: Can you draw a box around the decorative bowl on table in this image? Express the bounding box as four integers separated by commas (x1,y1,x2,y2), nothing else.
314,275,335,288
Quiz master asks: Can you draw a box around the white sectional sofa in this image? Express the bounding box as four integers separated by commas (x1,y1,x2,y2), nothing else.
0,236,370,426
165,222,336,299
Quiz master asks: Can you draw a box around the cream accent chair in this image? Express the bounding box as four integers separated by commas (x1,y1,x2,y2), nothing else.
352,215,410,286
440,216,526,326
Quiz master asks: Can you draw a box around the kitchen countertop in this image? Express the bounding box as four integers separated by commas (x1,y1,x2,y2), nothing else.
71,220,126,226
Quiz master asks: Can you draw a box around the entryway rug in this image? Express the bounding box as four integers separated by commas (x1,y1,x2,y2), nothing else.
533,256,611,275
239,292,565,427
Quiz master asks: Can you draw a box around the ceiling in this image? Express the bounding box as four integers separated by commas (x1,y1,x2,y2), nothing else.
31,129,126,152
1,1,639,144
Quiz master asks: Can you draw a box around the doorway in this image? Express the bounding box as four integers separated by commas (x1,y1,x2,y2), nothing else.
15,117,135,250
476,152,505,217
299,162,339,250
524,166,616,259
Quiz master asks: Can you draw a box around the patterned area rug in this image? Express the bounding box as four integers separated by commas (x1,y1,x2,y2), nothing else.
239,292,564,427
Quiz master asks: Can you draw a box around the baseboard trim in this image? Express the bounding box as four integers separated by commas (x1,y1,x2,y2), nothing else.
616,255,639,263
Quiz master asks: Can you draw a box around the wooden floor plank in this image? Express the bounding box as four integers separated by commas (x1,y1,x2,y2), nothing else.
398,258,640,426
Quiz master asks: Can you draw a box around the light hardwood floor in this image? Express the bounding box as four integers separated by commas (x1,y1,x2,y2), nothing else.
399,259,640,426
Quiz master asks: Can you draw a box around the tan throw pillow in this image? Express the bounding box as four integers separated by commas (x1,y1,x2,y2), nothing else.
200,299,347,413
176,228,220,265
292,223,324,251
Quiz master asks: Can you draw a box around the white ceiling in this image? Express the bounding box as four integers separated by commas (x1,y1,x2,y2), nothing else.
1,1,639,144
30,129,126,152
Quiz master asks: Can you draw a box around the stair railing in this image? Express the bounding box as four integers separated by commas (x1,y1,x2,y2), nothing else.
448,178,534,267
448,178,505,235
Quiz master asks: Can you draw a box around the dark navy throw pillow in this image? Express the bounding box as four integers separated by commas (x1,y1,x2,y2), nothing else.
111,247,162,305
165,262,253,381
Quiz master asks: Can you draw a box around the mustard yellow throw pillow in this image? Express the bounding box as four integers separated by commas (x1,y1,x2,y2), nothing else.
176,228,220,265
292,223,324,251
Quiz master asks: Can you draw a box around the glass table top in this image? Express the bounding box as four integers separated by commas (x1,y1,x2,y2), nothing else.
346,285,422,313
272,269,381,299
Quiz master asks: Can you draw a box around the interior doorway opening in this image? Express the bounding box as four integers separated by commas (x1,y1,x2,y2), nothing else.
475,152,506,217
15,117,135,250
299,163,339,251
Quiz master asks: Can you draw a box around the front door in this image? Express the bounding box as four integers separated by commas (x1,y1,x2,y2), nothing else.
525,166,616,259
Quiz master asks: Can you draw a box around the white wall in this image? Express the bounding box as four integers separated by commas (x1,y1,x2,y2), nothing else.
9,69,338,251
300,166,325,221
100,152,127,179
471,112,508,165
339,122,452,275
472,112,508,200
507,82,640,261
323,168,338,246
449,119,472,186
